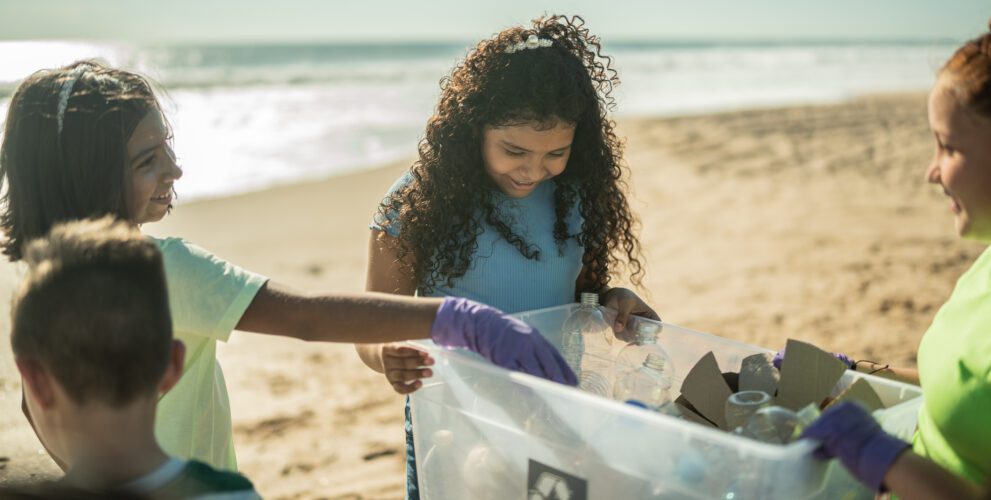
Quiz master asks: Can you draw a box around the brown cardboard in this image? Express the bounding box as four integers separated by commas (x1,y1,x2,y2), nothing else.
676,403,717,428
827,378,885,412
679,351,734,429
721,372,740,392
775,339,847,411
739,353,779,395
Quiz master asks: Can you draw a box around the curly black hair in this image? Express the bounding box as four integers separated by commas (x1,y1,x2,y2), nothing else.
377,14,643,294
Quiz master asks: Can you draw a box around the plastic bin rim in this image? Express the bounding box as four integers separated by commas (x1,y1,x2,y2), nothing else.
408,338,833,460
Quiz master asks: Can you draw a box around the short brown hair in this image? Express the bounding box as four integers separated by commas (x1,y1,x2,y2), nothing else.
10,217,173,407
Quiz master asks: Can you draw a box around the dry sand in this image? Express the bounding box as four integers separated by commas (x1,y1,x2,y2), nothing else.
0,93,980,498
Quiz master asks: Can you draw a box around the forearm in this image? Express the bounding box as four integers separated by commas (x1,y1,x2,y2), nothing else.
282,292,442,343
852,361,920,386
237,283,443,344
884,451,983,500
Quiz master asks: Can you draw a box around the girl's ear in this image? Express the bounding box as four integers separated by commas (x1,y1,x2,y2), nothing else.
158,339,186,395
15,358,57,409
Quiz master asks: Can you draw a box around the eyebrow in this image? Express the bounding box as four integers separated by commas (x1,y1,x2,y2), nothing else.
500,140,572,153
129,145,158,165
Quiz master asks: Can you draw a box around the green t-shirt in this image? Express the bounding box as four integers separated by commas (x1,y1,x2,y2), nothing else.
152,238,268,471
914,245,991,485
120,457,260,499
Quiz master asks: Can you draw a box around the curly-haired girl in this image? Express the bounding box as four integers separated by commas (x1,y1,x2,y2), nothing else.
356,15,657,498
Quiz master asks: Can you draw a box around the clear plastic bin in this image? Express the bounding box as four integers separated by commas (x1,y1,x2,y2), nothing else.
409,304,923,499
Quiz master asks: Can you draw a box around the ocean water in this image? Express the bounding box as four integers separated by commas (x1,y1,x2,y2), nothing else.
0,40,957,200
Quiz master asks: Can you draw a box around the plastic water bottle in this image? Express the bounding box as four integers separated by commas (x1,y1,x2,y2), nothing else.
612,353,674,409
741,406,801,444
741,403,823,444
561,293,614,394
420,430,464,497
560,326,584,376
614,321,673,380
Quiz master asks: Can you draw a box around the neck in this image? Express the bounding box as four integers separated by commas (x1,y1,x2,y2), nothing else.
58,396,170,491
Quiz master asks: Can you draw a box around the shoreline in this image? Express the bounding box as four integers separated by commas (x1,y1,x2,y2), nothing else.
161,90,939,207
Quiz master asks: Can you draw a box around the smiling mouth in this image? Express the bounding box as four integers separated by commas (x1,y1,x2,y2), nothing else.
151,192,172,204
509,178,538,189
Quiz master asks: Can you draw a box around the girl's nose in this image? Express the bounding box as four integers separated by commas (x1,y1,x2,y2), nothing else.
164,146,183,180
925,158,940,185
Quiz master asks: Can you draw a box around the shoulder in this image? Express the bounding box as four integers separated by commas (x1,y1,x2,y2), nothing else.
372,171,416,236
149,236,209,263
150,237,228,278
147,236,267,300
383,170,415,198
158,460,259,499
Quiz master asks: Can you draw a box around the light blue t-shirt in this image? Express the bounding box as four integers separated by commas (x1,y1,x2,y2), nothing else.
371,173,584,313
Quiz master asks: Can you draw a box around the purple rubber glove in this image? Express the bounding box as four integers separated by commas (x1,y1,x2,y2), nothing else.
772,347,854,370
800,401,910,491
430,297,578,386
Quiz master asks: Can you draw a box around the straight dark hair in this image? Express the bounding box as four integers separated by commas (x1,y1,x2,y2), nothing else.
0,60,162,261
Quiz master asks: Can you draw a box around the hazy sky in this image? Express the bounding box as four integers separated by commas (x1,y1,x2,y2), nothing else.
0,0,987,43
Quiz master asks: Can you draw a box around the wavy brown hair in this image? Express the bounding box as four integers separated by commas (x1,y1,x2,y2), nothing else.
377,14,643,294
0,60,164,261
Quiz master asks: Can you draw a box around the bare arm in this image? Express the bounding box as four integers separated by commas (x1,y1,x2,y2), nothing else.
883,451,984,500
353,230,419,373
234,279,439,344
852,362,920,386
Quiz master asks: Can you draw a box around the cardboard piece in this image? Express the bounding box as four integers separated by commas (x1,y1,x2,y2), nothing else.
827,378,885,412
679,351,734,429
721,372,740,393
775,340,847,411
739,353,779,395
675,401,717,428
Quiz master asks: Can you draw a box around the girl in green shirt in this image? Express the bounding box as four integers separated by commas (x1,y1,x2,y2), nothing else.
796,23,991,499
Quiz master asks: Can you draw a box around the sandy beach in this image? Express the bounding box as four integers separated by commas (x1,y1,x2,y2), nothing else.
0,92,980,499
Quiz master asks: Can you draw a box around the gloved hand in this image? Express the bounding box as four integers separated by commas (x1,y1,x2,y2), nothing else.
773,346,854,370
430,297,578,386
800,401,910,491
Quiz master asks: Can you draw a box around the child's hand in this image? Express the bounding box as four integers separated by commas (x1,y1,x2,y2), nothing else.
801,401,909,491
602,287,660,340
380,343,434,395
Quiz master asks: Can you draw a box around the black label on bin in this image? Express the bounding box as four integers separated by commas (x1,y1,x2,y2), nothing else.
527,459,587,500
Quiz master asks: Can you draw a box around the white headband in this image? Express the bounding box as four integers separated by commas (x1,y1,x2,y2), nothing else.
505,34,553,54
56,66,87,136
